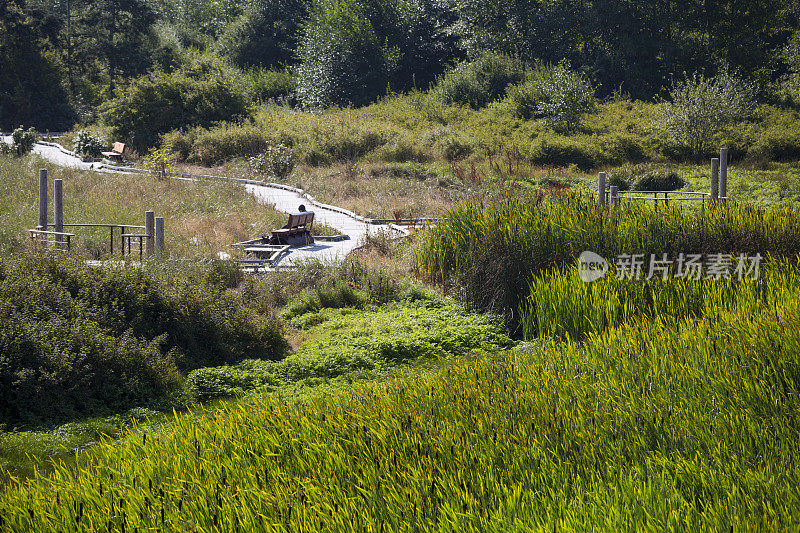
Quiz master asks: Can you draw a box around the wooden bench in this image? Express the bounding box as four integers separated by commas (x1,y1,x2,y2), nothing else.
101,142,126,161
268,211,315,246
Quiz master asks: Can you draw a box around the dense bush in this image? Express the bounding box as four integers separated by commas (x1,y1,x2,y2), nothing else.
429,52,526,109
0,254,287,427
632,170,685,191
72,130,107,158
662,71,757,158
9,126,37,156
102,53,252,152
509,63,596,131
249,143,297,178
249,68,298,103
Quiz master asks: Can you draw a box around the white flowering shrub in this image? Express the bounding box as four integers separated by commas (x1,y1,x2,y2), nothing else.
72,130,107,158
250,143,296,178
662,71,756,157
509,63,596,132
10,126,37,156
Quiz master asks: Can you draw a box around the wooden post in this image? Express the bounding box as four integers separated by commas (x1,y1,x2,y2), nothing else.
38,169,48,230
53,179,63,248
719,147,728,204
597,172,607,206
710,158,719,202
609,185,618,213
154,217,164,254
145,210,155,256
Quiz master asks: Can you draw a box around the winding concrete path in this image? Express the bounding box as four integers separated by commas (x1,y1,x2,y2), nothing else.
3,137,398,267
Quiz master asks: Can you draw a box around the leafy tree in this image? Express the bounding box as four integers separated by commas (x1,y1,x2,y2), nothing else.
0,1,74,130
662,71,757,157
216,0,308,69
297,0,390,108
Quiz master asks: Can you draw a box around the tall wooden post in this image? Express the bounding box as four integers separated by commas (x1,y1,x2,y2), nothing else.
609,185,618,213
54,179,63,248
154,217,164,255
38,169,48,230
145,210,155,256
598,172,607,206
710,158,719,202
719,147,728,203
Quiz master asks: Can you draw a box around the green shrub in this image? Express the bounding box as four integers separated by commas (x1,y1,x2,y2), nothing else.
190,124,270,165
248,68,298,103
632,170,685,191
528,135,601,170
72,130,107,158
10,126,37,157
0,254,288,427
185,361,277,402
103,53,252,152
249,143,297,178
662,71,757,158
430,52,526,109
509,63,596,131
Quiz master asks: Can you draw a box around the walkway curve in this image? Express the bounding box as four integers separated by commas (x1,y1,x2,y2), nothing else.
3,137,404,267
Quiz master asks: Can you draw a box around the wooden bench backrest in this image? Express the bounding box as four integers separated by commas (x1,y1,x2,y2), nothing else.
113,142,125,154
287,212,314,228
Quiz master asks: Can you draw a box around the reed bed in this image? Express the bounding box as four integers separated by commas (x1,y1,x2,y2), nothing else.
522,260,800,339
1,283,798,529
415,194,800,331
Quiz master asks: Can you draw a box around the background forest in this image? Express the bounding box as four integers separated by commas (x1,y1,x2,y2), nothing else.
2,0,800,134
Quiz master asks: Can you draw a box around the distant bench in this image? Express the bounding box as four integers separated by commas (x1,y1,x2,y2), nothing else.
101,142,126,161
268,211,315,246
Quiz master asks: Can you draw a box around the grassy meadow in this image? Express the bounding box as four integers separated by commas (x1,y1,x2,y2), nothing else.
0,154,311,258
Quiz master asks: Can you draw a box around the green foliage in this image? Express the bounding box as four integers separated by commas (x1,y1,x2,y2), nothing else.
0,2,75,130
429,52,526,109
297,0,390,108
141,145,177,179
216,0,307,69
508,63,596,131
632,170,685,191
0,253,287,427
521,261,797,340
417,195,800,332
662,71,757,158
102,53,252,152
2,286,799,527
248,68,298,103
249,143,297,178
186,299,511,401
10,126,37,156
72,130,107,158
185,360,277,402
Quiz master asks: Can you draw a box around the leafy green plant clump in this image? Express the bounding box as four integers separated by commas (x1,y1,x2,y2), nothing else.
430,52,526,109
0,253,287,427
509,62,597,131
186,300,512,401
72,130,107,158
